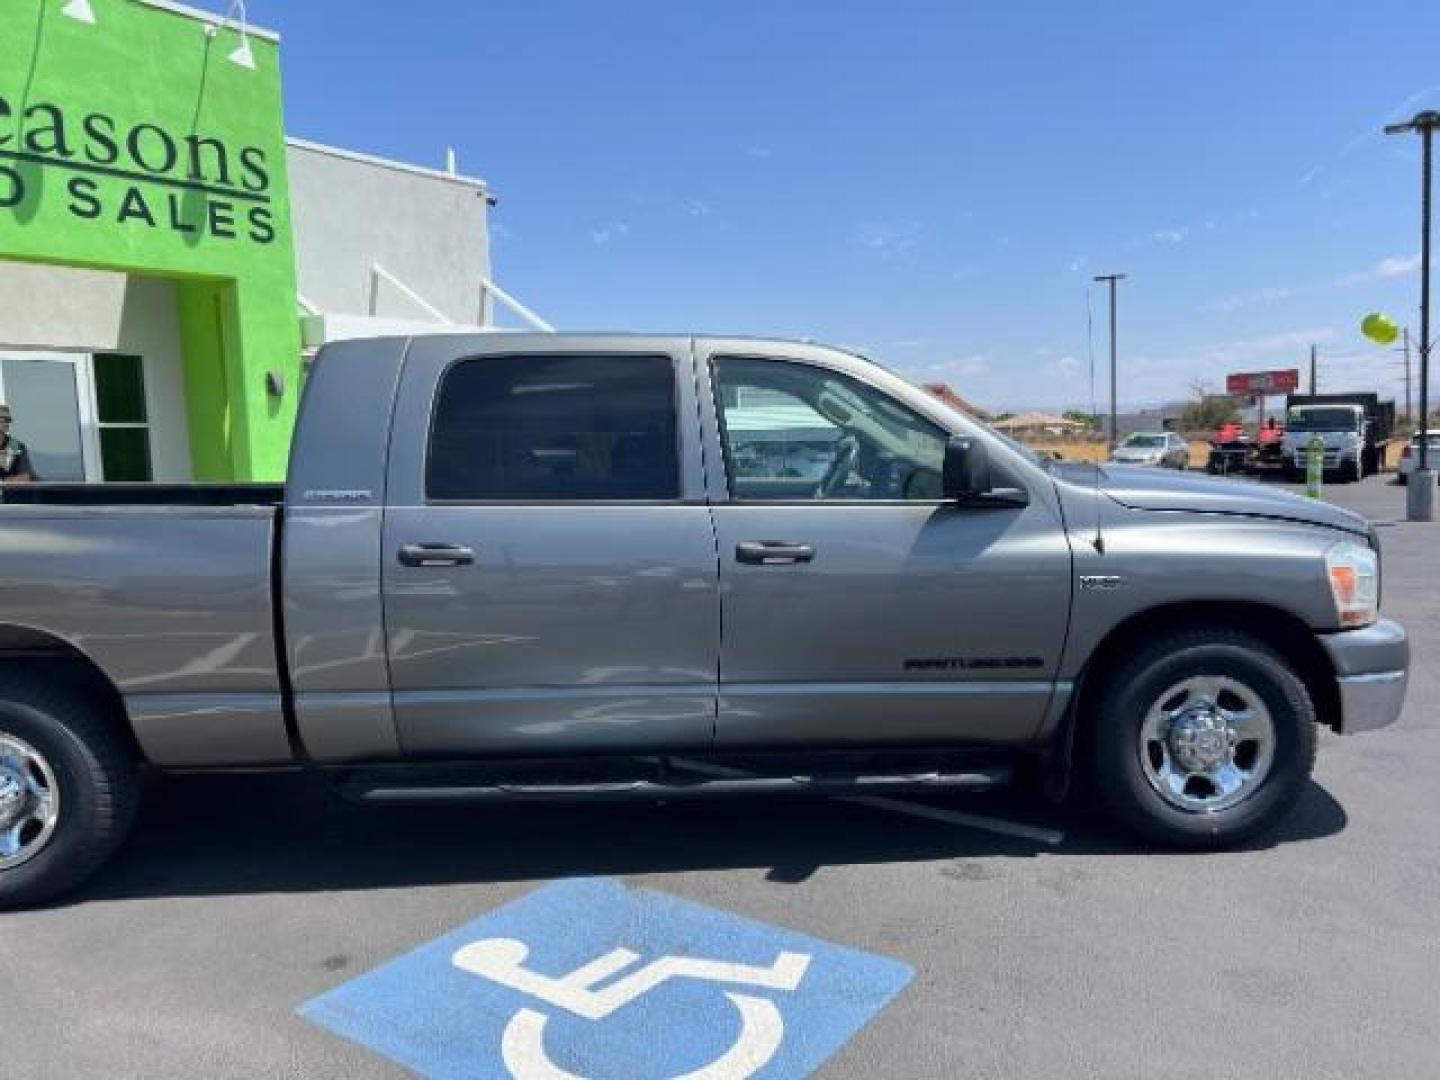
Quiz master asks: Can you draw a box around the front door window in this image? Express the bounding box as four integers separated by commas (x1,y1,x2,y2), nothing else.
713,356,948,501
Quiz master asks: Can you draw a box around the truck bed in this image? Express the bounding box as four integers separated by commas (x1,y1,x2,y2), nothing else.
0,497,290,767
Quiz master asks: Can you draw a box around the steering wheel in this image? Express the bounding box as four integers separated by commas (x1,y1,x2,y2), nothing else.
817,435,860,498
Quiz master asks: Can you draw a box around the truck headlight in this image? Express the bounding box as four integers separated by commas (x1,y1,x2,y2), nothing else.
1326,540,1379,628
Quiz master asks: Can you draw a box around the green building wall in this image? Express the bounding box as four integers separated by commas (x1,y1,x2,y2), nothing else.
0,0,300,480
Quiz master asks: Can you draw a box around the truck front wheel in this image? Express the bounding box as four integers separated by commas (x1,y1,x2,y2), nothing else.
0,672,139,908
1086,629,1317,848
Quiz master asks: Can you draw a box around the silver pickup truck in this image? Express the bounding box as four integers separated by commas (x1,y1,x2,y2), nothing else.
0,334,1409,906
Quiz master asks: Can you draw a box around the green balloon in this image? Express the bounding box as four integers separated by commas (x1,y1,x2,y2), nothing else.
1362,312,1399,346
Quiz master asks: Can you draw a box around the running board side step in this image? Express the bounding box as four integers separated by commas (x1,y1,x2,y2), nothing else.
334,762,1012,806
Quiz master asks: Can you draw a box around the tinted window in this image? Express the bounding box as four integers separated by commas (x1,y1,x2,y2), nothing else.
714,357,947,501
428,354,679,500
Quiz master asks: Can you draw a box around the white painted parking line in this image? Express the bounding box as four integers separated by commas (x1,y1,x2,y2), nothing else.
840,796,1066,847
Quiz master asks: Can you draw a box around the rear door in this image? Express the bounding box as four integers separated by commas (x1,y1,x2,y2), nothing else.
698,341,1073,750
381,335,719,758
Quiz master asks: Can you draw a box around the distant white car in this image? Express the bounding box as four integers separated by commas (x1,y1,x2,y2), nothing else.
1396,430,1440,484
1109,431,1189,470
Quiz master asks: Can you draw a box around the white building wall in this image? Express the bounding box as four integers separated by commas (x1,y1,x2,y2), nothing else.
0,262,192,480
286,139,492,325
115,276,192,482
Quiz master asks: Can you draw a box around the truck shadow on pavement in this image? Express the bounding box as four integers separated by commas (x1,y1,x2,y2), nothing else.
74,773,1348,904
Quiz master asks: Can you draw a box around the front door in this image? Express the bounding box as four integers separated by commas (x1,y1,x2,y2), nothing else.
381,338,720,759
701,347,1073,749
0,351,100,481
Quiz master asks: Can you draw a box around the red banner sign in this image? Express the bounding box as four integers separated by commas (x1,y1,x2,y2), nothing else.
1226,369,1300,395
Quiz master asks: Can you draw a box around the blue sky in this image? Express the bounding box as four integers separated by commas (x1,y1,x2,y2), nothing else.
266,1,1438,411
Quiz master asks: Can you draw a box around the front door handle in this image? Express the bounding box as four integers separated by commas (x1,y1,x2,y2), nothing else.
398,542,475,568
736,541,816,565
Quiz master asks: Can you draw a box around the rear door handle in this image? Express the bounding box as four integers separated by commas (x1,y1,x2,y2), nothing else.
736,541,816,565
398,542,475,568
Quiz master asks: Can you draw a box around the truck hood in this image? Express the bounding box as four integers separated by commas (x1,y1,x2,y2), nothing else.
1055,463,1371,536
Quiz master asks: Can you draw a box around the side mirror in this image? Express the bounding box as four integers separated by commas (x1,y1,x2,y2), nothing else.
943,435,993,499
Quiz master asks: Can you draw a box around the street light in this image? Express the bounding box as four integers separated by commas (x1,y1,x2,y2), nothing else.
204,0,257,70
1385,110,1438,521
1093,273,1126,444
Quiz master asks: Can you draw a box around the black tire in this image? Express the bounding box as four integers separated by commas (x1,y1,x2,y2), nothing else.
1085,628,1317,848
1343,460,1362,483
0,670,139,908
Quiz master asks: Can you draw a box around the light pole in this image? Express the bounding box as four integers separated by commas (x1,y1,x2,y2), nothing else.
1093,273,1126,444
1386,110,1438,521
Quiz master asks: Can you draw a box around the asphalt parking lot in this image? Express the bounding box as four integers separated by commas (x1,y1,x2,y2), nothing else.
3,473,1437,1080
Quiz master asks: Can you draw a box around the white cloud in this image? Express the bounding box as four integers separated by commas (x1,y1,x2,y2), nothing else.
856,221,922,259
1377,254,1422,278
745,145,772,159
590,221,631,246
922,354,991,378
1042,355,1083,380
1068,257,1087,273
1208,254,1419,311
685,200,712,218
1209,285,1294,313
1151,227,1190,245
1122,329,1336,399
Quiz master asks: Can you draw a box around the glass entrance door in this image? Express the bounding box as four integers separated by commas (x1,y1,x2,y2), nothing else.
0,352,99,482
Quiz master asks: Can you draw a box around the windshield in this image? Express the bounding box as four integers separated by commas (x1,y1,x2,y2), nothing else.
1122,435,1166,448
1286,407,1361,431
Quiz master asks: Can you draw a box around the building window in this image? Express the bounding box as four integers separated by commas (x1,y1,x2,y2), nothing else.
94,353,153,482
427,354,679,501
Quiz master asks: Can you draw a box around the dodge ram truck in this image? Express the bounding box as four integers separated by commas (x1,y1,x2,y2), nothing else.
0,334,1410,906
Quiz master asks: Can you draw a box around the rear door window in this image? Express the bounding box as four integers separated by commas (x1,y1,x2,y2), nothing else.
427,354,679,501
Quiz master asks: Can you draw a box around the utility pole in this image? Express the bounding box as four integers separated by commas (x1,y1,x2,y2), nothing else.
1093,273,1126,443
1309,344,1317,394
1386,110,1438,520
1404,328,1413,424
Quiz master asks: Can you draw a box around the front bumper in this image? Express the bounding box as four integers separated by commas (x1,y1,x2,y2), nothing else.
1316,618,1410,734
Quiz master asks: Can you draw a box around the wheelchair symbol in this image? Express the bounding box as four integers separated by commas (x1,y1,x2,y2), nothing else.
452,937,813,1079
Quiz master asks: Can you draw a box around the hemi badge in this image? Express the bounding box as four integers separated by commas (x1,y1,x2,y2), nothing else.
1079,575,1123,591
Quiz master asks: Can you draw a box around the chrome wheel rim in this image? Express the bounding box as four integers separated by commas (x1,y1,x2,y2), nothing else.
0,735,61,870
1139,676,1275,814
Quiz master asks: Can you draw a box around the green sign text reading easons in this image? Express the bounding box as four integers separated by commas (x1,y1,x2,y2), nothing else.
0,94,277,245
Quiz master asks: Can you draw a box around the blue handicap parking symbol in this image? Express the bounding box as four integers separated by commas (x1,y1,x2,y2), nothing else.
300,876,913,1079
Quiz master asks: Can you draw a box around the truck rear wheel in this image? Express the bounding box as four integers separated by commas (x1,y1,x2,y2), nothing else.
0,672,139,908
1086,629,1317,848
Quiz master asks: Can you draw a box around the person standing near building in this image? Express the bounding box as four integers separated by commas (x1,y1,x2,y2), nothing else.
0,403,38,483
